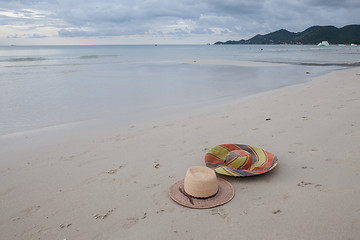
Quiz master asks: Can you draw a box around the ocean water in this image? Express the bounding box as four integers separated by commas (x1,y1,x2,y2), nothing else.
0,44,359,136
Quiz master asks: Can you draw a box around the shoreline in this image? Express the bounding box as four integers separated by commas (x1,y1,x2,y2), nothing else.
0,59,344,138
1,67,360,239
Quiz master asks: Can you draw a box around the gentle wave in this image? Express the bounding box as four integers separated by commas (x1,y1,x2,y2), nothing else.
1,57,48,62
260,60,360,67
1,54,122,63
298,62,360,67
341,52,360,55
80,54,121,59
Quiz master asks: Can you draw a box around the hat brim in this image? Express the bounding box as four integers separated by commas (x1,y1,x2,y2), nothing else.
205,144,278,177
169,178,234,209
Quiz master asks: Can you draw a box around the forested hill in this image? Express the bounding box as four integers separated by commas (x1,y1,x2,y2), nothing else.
214,25,360,45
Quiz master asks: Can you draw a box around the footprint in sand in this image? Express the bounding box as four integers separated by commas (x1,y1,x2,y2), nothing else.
93,208,116,220
297,181,312,187
11,205,41,222
273,209,281,214
122,217,139,229
118,212,149,229
209,208,228,218
106,169,117,174
297,181,325,191
60,223,72,229
209,209,231,222
301,166,314,169
106,164,126,174
146,183,160,189
154,162,160,169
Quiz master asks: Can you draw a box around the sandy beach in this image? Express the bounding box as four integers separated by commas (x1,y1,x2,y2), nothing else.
1,66,360,239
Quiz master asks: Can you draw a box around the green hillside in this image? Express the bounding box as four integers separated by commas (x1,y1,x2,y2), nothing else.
215,25,360,45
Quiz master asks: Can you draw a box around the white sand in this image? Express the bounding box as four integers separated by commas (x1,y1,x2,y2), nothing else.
187,59,289,66
1,67,360,240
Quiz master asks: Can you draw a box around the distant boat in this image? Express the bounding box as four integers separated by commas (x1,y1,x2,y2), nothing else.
350,43,358,46
317,41,330,46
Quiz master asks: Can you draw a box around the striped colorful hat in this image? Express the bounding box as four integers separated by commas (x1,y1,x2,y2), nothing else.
205,144,278,177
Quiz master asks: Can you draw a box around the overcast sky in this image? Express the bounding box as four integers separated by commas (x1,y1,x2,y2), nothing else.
0,0,359,45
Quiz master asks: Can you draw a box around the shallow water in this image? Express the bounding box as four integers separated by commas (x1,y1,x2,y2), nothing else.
0,44,358,136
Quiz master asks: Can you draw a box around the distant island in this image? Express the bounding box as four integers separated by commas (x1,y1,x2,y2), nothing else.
214,25,360,45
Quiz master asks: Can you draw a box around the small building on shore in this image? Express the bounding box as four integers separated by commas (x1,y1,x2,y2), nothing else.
318,41,330,46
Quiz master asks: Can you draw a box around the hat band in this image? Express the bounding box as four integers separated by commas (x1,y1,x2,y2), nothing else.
178,187,219,205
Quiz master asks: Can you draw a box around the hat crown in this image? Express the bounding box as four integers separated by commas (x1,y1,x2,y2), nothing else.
184,166,218,198
225,149,252,169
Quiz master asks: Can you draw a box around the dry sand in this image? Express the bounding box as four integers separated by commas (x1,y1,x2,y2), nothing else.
1,67,360,240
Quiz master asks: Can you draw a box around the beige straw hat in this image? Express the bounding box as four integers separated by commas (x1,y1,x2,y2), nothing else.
169,166,234,209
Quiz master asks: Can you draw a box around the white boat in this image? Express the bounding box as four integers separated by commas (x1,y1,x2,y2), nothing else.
350,43,358,46
317,41,330,46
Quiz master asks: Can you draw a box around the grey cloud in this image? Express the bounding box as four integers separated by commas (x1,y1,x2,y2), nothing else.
306,0,360,8
7,34,21,38
55,0,205,28
6,33,46,39
54,1,253,37
206,0,264,16
1,0,359,41
28,33,47,38
58,29,94,37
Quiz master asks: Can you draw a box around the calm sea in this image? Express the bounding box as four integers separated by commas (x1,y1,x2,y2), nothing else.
0,44,359,136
